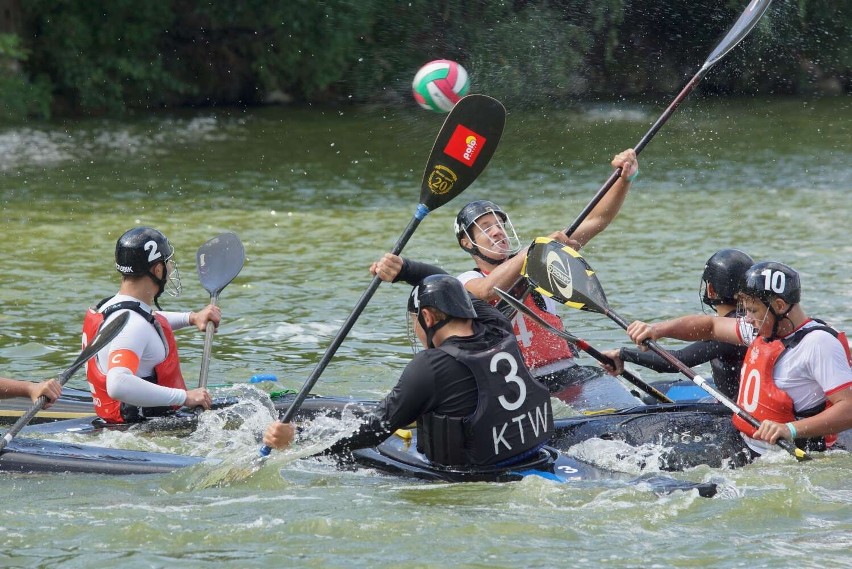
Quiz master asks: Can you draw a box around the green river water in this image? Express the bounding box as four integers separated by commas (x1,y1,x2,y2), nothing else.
1,95,850,568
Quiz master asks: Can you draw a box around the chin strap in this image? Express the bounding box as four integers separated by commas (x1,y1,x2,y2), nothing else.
147,267,168,311
766,301,795,340
417,312,454,349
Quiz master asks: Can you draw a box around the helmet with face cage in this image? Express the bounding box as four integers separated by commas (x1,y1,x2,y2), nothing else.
454,200,507,242
408,274,476,319
115,227,174,276
452,200,521,259
741,261,800,306
700,249,754,307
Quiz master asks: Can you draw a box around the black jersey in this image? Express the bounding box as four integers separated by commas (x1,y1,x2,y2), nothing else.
327,297,552,466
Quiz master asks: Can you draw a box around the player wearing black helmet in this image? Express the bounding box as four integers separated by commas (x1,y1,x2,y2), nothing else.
453,149,639,396
114,226,182,309
265,272,553,467
603,249,753,399
624,260,852,457
82,227,220,423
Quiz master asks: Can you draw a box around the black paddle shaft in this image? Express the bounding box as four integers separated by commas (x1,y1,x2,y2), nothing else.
566,0,774,237
276,95,507,427
0,311,130,453
498,0,774,311
493,287,673,404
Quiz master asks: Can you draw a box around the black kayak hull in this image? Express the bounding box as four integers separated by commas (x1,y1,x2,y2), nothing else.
18,396,806,473
351,430,717,497
20,393,378,436
0,437,207,475
13,396,847,476
551,402,754,470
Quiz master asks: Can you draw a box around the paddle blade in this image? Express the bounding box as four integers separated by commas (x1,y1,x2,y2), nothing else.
705,0,773,67
62,311,131,384
197,232,245,296
419,94,506,212
522,237,609,315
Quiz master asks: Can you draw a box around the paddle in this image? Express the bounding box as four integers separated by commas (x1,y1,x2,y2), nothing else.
522,237,811,462
497,0,774,310
0,311,130,453
259,94,507,456
493,287,673,404
196,232,246,389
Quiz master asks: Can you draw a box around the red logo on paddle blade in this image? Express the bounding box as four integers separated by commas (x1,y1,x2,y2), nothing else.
444,125,486,166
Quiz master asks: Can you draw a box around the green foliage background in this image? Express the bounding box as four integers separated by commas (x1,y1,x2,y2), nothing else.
1,0,848,118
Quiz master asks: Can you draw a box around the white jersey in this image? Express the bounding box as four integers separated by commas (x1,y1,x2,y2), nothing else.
93,294,192,408
736,319,852,412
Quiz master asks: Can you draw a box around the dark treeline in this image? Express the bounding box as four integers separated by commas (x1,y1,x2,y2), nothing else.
0,0,848,118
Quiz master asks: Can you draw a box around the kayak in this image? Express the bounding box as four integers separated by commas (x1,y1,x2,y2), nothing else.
0,436,207,474
0,365,643,426
350,428,718,497
20,393,377,437
551,402,753,470
13,394,846,477
637,379,717,405
538,364,644,409
0,386,97,424
0,426,715,497
18,395,810,473
18,397,754,474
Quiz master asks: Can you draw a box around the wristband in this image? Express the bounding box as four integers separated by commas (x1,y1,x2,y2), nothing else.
786,422,798,440
626,168,639,182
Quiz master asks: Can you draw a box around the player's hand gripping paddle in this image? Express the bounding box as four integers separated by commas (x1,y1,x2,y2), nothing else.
0,311,130,453
497,0,775,314
196,232,245,390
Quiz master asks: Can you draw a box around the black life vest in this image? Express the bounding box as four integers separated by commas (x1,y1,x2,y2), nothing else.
418,328,553,467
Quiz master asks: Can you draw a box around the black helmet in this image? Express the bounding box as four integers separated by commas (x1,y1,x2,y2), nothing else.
701,249,754,306
453,200,507,242
452,200,521,263
742,261,801,305
408,275,476,319
115,227,174,276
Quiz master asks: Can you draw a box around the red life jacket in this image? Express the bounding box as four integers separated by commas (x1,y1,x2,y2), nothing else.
734,336,795,436
510,292,575,370
480,268,573,370
734,321,849,446
83,301,186,423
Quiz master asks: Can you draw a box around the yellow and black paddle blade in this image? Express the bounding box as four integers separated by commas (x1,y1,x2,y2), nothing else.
521,237,609,314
